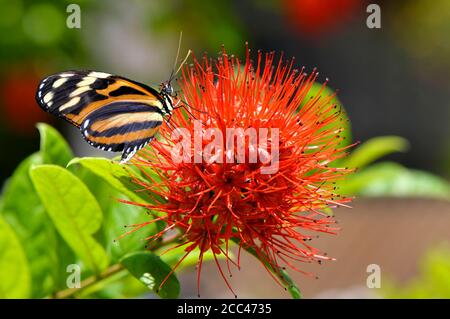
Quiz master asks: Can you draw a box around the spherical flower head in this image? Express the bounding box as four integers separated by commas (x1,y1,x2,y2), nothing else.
126,45,353,296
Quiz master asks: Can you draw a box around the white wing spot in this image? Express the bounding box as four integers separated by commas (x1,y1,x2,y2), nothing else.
52,78,68,88
43,92,53,103
83,119,90,129
70,86,90,97
59,96,80,111
60,73,75,78
88,71,110,78
77,77,96,87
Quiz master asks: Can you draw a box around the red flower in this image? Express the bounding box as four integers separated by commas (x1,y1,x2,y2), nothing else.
124,45,353,297
1,69,52,135
282,0,362,37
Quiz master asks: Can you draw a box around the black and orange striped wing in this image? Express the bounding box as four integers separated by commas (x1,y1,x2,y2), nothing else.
36,71,165,162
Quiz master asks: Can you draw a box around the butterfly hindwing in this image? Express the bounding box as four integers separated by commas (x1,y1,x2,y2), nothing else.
36,70,168,162
80,102,163,162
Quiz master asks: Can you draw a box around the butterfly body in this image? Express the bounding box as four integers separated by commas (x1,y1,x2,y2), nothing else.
36,71,175,162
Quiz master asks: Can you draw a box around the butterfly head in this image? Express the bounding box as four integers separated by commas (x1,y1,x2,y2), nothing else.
159,44,191,116
161,81,175,96
159,81,176,115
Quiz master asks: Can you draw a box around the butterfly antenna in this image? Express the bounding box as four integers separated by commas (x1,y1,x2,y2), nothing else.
168,32,184,83
173,32,184,79
175,50,192,76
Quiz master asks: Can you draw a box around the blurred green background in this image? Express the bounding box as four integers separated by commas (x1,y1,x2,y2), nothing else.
0,0,449,298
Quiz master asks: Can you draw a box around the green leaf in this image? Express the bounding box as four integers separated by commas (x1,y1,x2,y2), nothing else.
0,153,73,297
344,136,409,169
37,122,73,167
121,251,180,299
381,246,450,298
102,193,158,263
68,157,156,204
0,217,31,298
76,267,129,298
30,165,109,274
74,169,153,261
81,272,148,299
299,82,352,148
108,273,149,298
157,244,229,272
1,153,43,216
337,162,450,199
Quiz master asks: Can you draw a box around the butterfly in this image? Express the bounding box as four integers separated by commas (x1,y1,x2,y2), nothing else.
35,70,178,163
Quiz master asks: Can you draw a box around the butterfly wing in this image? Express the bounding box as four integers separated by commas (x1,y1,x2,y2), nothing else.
81,102,163,162
36,70,166,162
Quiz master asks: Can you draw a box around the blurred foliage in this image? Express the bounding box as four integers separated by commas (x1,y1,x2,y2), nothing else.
382,245,450,298
344,136,409,170
337,135,450,200
0,0,95,185
338,161,450,200
304,82,450,200
390,0,450,77
0,217,30,298
0,0,94,67
299,82,352,149
147,0,246,54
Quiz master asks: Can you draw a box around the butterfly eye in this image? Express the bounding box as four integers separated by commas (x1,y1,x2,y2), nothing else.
163,83,174,96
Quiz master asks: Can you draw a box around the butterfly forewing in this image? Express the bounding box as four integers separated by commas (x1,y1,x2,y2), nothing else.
36,70,167,162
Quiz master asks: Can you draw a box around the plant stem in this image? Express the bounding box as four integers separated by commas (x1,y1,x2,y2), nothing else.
52,236,182,299
54,264,124,299
231,238,302,299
